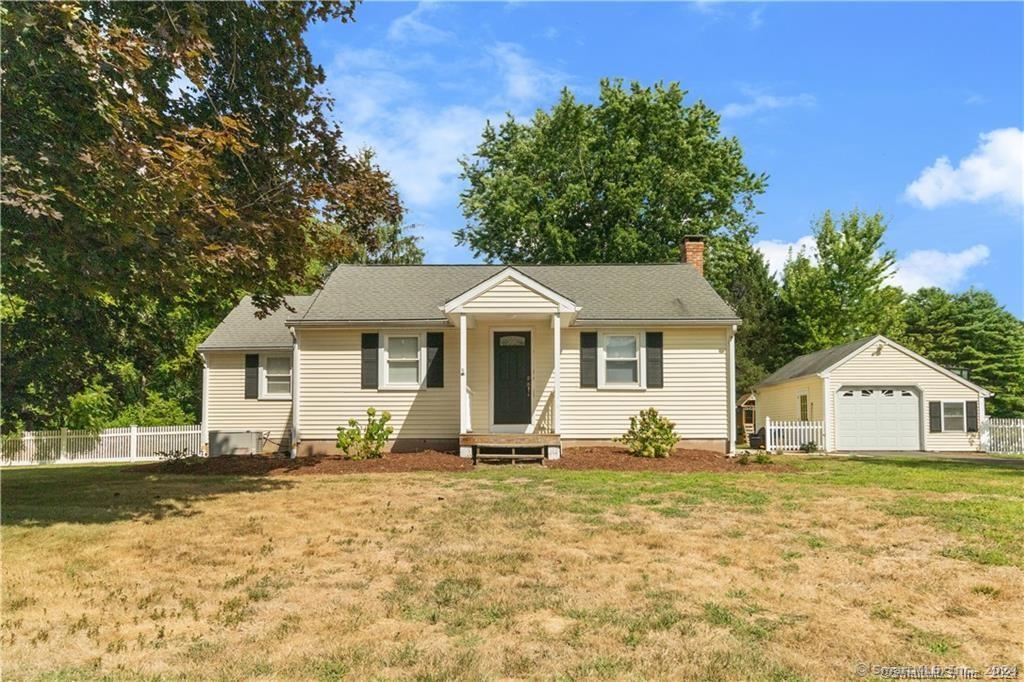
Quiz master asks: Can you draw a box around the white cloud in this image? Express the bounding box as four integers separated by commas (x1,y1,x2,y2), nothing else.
755,236,990,292
890,245,990,292
722,89,816,119
387,2,453,45
490,42,566,102
748,7,764,29
754,235,818,278
905,127,1024,209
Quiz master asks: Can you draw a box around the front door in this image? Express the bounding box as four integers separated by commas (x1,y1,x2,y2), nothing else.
493,331,531,425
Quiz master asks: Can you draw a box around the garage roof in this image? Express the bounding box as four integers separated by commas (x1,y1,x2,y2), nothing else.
754,334,993,396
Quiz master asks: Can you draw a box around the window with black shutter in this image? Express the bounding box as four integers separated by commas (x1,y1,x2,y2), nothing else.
580,332,597,388
426,332,444,388
361,333,379,389
244,354,259,399
645,332,663,388
928,401,942,432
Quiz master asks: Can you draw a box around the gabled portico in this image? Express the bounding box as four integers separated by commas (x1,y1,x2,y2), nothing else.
441,267,579,459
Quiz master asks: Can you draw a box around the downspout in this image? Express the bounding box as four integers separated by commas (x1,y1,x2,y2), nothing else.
201,352,209,455
290,327,300,459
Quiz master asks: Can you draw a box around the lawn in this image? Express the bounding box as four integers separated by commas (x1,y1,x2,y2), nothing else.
2,456,1022,681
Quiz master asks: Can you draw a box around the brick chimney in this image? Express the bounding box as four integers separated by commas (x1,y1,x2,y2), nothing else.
681,235,705,276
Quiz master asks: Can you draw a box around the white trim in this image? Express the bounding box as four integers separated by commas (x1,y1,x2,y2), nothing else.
489,328,534,433
597,330,646,390
941,400,968,433
442,267,579,315
821,335,993,397
200,353,209,454
727,326,736,455
459,314,468,434
290,329,301,457
378,331,427,390
552,313,561,434
822,374,832,451
259,353,292,400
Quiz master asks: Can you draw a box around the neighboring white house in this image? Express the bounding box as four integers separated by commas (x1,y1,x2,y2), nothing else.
754,335,993,452
198,237,741,459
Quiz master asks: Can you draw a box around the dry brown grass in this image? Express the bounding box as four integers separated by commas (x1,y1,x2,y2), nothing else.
2,460,1022,680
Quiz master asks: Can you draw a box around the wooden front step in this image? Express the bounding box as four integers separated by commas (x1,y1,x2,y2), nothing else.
459,432,561,448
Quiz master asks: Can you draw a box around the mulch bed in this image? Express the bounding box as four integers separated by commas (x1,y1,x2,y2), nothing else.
550,447,794,472
139,447,792,476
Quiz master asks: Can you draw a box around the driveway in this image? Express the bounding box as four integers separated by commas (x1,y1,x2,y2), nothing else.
828,450,1024,468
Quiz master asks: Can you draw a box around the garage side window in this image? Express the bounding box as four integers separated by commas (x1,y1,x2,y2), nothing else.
942,401,965,431
798,394,809,421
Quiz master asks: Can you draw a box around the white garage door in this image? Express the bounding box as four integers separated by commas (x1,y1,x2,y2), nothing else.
836,387,921,451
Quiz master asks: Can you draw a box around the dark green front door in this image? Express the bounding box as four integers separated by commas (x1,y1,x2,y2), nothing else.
493,331,531,424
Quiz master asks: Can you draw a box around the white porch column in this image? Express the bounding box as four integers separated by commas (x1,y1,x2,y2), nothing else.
727,326,736,455
550,313,562,460
459,313,472,458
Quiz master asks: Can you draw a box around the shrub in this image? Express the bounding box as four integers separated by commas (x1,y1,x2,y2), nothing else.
753,451,772,464
337,407,393,460
799,441,818,453
618,408,679,458
736,453,750,465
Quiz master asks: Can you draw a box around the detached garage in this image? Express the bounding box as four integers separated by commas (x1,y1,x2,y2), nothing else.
754,335,991,452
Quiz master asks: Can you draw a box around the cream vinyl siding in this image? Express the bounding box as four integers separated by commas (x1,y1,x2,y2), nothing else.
754,377,824,430
206,352,293,449
466,321,555,433
559,327,729,440
298,328,459,440
827,342,983,451
460,279,558,313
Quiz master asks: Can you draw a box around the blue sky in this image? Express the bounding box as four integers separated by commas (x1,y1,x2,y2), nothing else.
305,1,1024,316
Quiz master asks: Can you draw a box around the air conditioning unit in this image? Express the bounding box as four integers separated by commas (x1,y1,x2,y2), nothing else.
209,430,265,456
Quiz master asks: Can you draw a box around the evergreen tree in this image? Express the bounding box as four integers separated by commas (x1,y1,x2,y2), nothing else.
900,288,1024,416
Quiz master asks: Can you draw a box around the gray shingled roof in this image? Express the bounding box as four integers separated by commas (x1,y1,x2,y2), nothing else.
754,336,877,388
198,295,314,351
295,264,739,323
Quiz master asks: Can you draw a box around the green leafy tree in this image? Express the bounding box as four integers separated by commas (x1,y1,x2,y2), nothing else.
780,210,904,354
1,2,403,431
900,288,1024,416
706,236,787,392
457,79,767,263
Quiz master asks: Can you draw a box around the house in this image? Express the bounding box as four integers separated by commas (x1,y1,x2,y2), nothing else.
736,393,756,436
197,237,741,459
753,335,992,452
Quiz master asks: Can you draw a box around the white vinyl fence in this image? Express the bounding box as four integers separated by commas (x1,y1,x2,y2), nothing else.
981,418,1024,454
1,424,202,467
764,417,826,452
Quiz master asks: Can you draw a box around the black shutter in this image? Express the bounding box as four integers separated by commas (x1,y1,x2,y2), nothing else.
966,401,978,432
361,333,379,389
928,401,942,432
426,332,444,388
645,332,663,389
244,354,259,399
580,332,597,388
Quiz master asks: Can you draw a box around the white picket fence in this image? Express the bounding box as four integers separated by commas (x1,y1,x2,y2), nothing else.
764,417,826,452
1,424,202,467
981,417,1024,454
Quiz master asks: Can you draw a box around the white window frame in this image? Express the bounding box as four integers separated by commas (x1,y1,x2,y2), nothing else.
379,332,427,390
259,353,292,400
797,391,809,421
597,331,646,390
941,400,967,432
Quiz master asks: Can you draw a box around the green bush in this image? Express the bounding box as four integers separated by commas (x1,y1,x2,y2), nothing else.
337,407,393,460
753,451,772,464
618,408,679,458
799,441,818,453
108,391,192,427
